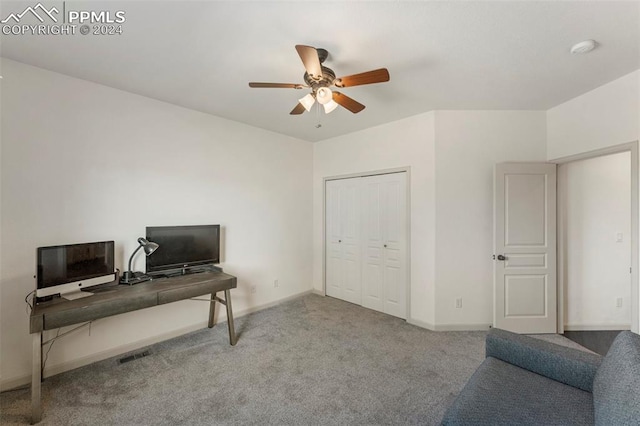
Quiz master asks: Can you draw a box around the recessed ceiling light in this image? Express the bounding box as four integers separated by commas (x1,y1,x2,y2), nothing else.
570,39,597,54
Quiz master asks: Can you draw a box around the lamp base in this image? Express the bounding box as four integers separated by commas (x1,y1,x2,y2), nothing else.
119,271,152,286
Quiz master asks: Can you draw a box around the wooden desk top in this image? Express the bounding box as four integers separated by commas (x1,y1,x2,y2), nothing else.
30,271,237,333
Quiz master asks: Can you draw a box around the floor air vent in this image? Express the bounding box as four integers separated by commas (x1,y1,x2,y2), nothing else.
119,350,151,364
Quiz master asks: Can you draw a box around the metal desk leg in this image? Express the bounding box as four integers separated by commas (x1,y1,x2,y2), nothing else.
224,289,237,346
208,292,216,328
31,332,42,424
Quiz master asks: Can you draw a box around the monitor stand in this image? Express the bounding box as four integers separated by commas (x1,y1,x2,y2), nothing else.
62,290,93,301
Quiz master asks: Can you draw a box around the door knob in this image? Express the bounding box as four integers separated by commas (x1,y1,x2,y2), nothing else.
497,254,507,261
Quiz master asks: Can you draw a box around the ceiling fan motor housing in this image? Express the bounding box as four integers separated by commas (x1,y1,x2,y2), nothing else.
304,66,336,90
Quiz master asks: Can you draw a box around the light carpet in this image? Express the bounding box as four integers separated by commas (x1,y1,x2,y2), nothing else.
1,294,587,425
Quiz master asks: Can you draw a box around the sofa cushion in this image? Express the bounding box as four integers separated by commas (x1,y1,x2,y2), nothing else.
486,328,601,392
593,331,640,425
441,357,594,426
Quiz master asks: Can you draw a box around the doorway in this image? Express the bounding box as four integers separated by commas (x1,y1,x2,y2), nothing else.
555,141,639,337
560,152,631,330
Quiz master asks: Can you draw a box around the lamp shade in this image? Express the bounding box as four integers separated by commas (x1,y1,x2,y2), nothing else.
316,87,333,105
298,93,315,112
143,241,159,255
323,100,339,114
137,237,159,256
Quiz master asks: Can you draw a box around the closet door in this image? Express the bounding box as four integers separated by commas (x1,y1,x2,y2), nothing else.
325,178,362,305
361,176,386,312
361,173,407,319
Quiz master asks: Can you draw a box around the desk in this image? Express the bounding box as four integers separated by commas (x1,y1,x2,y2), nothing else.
29,271,237,424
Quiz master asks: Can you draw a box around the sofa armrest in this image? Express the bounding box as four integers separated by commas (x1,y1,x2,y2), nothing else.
593,331,640,425
486,328,602,392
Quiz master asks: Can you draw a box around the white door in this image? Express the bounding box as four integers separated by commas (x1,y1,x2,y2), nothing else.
361,173,407,319
325,172,407,319
494,163,557,333
325,178,362,305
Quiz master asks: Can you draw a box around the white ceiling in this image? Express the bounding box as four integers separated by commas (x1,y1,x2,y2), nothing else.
1,1,639,142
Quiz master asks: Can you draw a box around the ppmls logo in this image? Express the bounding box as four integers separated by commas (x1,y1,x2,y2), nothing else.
1,2,126,36
1,3,59,23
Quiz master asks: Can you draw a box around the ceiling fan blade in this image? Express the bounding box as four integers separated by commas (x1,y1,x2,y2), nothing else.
290,103,306,115
295,45,323,80
333,91,365,114
334,68,390,88
249,82,305,89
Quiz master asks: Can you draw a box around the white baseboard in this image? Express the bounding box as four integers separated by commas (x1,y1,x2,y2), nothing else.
406,318,436,331
311,289,325,296
564,324,631,332
406,318,491,332
0,289,313,392
1,374,32,393
240,290,313,315
432,323,492,332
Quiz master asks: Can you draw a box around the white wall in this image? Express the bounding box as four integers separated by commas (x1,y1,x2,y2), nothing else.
562,152,631,330
313,112,437,327
0,59,313,387
433,111,547,328
547,70,639,160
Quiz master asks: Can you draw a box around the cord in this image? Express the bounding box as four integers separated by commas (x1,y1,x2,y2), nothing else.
42,329,60,376
24,289,36,313
40,320,94,376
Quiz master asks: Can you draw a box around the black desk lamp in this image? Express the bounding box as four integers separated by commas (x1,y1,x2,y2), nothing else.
120,237,159,285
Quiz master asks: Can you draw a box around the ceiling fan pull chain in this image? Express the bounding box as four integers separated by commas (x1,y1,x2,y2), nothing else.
315,102,322,128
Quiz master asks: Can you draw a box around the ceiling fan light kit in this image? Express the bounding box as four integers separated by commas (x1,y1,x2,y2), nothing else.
323,100,339,114
316,87,333,105
299,93,315,112
249,45,390,117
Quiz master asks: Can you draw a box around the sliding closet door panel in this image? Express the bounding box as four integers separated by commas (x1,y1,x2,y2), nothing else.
382,173,407,319
340,182,362,304
325,181,343,299
362,180,384,312
325,178,361,305
360,172,407,318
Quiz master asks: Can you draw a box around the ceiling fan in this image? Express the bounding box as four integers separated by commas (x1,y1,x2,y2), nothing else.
249,45,390,115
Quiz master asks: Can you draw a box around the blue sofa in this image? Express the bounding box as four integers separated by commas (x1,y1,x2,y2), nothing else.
441,328,640,425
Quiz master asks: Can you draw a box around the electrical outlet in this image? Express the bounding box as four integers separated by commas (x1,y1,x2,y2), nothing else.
455,298,463,309
250,285,257,294
616,298,623,308
274,279,279,288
